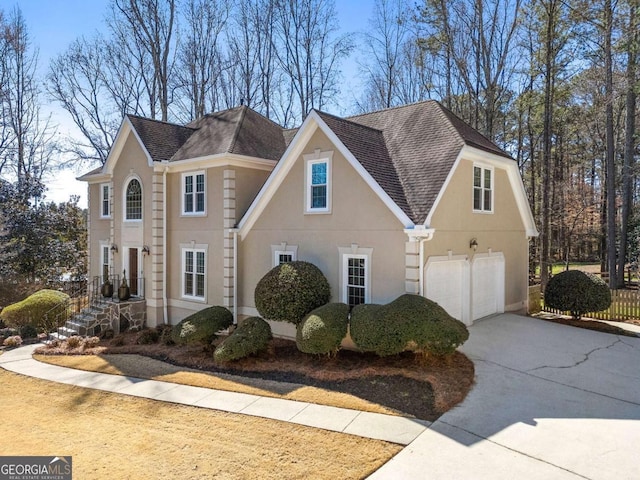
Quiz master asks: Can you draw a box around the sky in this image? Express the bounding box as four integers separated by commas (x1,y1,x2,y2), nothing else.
4,0,375,208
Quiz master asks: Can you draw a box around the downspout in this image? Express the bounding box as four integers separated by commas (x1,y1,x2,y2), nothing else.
230,228,239,325
163,165,169,324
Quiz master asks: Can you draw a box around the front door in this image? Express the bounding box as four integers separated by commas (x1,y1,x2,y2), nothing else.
128,248,139,296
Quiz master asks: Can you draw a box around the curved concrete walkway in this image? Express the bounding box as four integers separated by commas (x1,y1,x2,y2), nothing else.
0,344,428,446
370,314,640,479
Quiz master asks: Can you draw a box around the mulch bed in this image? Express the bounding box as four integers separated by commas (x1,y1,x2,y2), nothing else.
533,313,639,338
46,333,475,421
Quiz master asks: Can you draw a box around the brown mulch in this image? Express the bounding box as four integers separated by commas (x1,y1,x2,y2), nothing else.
39,333,475,422
533,313,639,338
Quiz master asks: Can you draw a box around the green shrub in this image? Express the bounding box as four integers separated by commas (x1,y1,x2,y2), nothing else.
296,303,349,355
171,306,233,345
136,328,160,345
254,261,330,324
19,324,38,339
213,317,272,362
156,324,174,345
0,289,69,330
545,270,611,320
350,294,469,357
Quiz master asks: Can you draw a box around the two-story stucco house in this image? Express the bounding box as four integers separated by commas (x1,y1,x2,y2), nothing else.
80,100,537,338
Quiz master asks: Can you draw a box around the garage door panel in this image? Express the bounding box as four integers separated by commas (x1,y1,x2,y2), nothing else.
471,254,505,321
425,256,470,325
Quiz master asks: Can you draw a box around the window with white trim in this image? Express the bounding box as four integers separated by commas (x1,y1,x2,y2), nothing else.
101,244,111,282
304,151,332,213
473,165,493,213
183,171,206,215
271,244,298,267
125,178,142,220
182,247,206,300
100,183,110,218
339,246,372,308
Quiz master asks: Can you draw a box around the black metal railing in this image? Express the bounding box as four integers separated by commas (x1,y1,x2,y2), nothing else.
44,274,146,340
41,281,88,337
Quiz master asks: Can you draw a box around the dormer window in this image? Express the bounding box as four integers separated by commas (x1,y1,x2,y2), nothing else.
125,178,142,220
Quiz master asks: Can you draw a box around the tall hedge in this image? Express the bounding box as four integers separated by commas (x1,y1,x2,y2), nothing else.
254,261,330,324
0,289,70,330
171,306,233,345
350,294,469,357
545,270,611,320
296,303,349,355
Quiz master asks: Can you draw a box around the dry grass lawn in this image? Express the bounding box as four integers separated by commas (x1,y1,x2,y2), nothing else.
0,368,401,479
35,353,399,415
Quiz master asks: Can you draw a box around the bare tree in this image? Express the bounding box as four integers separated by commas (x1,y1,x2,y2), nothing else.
112,0,177,121
48,37,118,165
0,7,56,189
418,0,522,140
174,0,229,121
274,0,354,121
358,0,414,110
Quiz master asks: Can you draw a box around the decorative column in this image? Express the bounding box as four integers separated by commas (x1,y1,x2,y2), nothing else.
149,170,165,326
223,169,236,314
405,240,421,294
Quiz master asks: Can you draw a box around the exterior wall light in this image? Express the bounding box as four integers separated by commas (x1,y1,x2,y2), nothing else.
142,245,150,255
470,238,478,251
110,244,118,253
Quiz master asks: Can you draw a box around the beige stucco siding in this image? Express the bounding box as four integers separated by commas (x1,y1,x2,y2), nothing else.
165,166,271,323
427,157,529,310
88,182,111,279
238,128,407,314
110,134,154,280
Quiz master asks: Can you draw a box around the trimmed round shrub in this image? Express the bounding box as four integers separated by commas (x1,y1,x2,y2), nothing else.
545,270,611,320
171,306,233,345
350,294,469,357
254,261,330,324
214,317,272,362
0,289,69,330
296,303,349,355
19,324,38,339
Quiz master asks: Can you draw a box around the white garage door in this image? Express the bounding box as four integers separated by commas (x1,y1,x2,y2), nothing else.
424,255,470,325
471,253,505,320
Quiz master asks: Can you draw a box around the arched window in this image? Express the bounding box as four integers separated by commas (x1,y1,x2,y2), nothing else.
125,178,142,220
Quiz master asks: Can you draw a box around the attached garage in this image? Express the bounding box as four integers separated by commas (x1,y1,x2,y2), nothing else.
424,252,505,325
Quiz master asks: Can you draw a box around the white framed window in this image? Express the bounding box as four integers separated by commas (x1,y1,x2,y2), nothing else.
124,177,143,221
473,165,493,213
182,171,206,215
100,183,111,218
339,246,372,308
100,243,111,282
182,245,207,300
271,244,298,267
304,150,333,213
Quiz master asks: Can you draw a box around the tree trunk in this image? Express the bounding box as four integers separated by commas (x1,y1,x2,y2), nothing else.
604,0,617,287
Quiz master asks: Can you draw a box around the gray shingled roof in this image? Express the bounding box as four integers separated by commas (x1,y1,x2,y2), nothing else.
317,100,513,224
174,106,286,161
85,101,511,227
126,106,287,164
127,115,196,162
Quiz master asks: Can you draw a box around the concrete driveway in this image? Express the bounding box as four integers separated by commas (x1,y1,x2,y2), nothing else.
370,314,640,479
